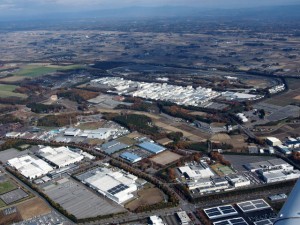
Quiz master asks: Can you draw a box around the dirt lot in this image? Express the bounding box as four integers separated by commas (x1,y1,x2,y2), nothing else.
211,133,231,142
221,135,248,150
0,210,22,225
125,187,164,211
150,150,182,165
17,198,51,220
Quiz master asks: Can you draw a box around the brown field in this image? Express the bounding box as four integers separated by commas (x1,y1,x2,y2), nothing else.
0,76,25,82
189,111,208,116
126,131,143,139
0,210,22,225
211,133,231,142
265,89,300,106
116,136,136,145
17,198,51,220
125,187,164,211
77,121,106,130
221,135,248,149
150,150,182,165
293,95,300,100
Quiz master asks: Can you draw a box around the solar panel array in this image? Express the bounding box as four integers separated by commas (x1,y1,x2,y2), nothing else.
107,184,129,195
254,219,274,225
237,199,270,213
214,217,249,225
204,205,238,219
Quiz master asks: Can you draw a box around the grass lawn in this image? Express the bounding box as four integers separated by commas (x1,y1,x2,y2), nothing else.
211,163,235,176
0,199,6,208
14,64,85,78
0,84,27,99
0,181,17,195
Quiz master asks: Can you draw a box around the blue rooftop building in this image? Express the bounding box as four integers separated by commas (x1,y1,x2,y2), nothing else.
138,141,166,154
120,152,142,163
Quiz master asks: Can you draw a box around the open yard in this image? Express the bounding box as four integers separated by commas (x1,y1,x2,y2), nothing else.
0,84,27,99
125,187,164,211
0,181,17,195
150,150,182,165
17,198,51,220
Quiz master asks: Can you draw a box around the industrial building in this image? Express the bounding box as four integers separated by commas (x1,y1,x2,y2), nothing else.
236,113,248,123
7,154,53,179
226,174,251,188
178,161,214,181
120,152,142,163
213,217,248,225
38,146,84,168
204,205,238,220
176,211,191,225
99,140,130,155
237,199,271,213
148,215,165,225
80,167,138,204
138,141,166,154
91,77,221,107
244,158,293,173
222,91,263,101
188,177,229,193
261,170,300,183
266,137,282,147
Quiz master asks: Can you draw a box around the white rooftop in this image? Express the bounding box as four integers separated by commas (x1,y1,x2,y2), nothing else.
38,146,84,168
8,154,53,179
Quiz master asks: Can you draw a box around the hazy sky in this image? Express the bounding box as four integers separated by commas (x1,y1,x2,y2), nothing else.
0,0,299,19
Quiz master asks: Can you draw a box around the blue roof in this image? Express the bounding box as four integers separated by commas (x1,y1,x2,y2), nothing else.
101,141,129,155
120,152,141,162
138,141,166,154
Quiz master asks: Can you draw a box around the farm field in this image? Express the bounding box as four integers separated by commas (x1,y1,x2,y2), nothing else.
0,63,85,82
0,84,27,99
125,187,164,211
14,64,85,77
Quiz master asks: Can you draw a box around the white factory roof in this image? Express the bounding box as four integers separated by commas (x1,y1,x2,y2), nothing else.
84,168,138,204
38,146,84,168
8,155,53,179
178,162,214,179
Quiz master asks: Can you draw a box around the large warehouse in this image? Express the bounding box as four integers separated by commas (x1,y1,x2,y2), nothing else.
8,154,53,179
38,146,84,168
138,141,166,154
81,167,138,204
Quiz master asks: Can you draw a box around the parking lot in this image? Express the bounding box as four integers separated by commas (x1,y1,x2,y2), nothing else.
14,210,73,225
43,178,126,219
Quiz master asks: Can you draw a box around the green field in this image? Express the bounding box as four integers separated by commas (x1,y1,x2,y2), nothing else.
211,163,235,176
14,64,85,78
0,84,27,99
0,181,17,195
0,199,6,208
